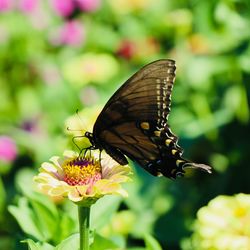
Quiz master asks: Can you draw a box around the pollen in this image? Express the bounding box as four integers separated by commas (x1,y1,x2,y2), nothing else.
62,157,102,186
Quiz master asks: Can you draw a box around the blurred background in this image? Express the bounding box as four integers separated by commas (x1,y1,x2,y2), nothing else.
0,0,250,249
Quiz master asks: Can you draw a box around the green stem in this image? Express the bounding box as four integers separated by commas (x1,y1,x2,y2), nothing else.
78,205,91,250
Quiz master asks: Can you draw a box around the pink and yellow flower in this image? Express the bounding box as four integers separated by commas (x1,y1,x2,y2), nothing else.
33,151,131,205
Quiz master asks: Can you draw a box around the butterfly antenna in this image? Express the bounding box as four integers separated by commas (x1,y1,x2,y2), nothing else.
75,109,88,134
67,109,89,134
67,127,84,133
67,109,92,156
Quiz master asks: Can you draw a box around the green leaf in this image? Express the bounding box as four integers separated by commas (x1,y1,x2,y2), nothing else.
124,177,148,212
22,239,54,250
15,169,60,242
9,192,60,242
90,233,118,250
15,168,58,219
22,239,40,250
127,248,146,250
55,234,79,250
224,85,249,123
29,198,59,241
41,243,55,250
56,212,78,243
91,196,121,229
0,177,6,220
144,234,163,250
8,197,45,240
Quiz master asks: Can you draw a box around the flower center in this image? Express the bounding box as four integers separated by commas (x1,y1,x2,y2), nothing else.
62,157,102,186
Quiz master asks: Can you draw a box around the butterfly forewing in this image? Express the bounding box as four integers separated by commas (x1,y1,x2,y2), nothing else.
94,60,175,132
91,59,212,179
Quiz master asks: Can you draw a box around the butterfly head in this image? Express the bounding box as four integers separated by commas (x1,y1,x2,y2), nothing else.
84,132,97,149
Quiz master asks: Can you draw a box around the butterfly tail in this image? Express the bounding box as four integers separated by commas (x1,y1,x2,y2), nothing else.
183,162,212,174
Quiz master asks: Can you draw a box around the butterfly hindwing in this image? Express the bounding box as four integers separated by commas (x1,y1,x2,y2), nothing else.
96,119,187,178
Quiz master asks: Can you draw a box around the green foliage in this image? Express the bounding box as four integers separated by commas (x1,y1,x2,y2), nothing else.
91,196,122,229
90,234,119,250
0,177,6,221
22,239,54,250
55,234,79,250
144,234,163,250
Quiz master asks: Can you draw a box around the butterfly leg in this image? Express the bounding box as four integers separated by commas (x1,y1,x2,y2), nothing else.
72,135,85,152
98,150,102,167
80,145,95,158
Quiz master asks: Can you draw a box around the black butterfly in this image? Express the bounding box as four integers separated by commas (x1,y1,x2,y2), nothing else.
84,59,212,179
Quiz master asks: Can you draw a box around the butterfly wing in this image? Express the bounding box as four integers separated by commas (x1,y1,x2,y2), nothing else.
93,59,211,178
94,60,174,130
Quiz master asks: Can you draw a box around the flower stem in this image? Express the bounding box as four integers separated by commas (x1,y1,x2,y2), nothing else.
78,205,91,250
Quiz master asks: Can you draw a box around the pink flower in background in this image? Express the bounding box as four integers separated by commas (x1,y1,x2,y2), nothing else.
1,0,100,14
77,0,101,12
18,0,38,13
117,40,136,60
59,20,85,46
0,136,17,162
51,0,75,17
0,0,13,12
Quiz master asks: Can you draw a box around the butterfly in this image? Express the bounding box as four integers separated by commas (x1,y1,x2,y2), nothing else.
84,59,212,179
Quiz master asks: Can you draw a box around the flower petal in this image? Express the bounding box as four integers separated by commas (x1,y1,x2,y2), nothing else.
34,150,132,204
41,162,58,173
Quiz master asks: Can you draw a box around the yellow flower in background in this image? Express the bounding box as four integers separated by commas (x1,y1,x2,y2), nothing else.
187,194,250,250
108,0,153,14
63,53,119,87
33,151,132,206
101,210,136,237
65,106,101,148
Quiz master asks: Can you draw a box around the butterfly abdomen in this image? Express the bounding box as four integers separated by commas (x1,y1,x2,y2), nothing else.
102,144,128,166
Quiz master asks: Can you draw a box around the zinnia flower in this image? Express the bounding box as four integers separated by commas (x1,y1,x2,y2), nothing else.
50,20,85,47
0,136,17,163
33,151,131,206
77,0,101,12
0,0,13,12
60,20,85,47
18,0,38,13
63,53,119,87
186,194,250,250
51,0,75,17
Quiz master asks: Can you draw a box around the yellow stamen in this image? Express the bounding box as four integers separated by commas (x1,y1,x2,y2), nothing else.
62,157,101,186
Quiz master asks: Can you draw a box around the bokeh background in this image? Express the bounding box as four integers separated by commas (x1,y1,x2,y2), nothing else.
0,0,250,249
